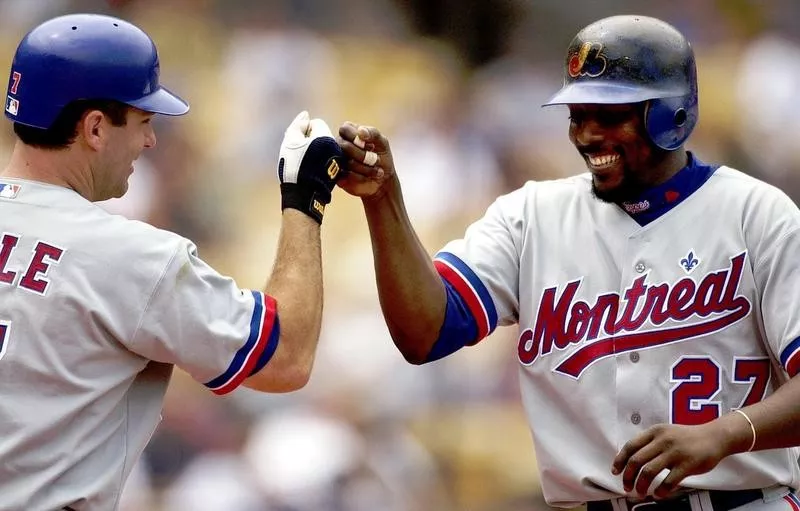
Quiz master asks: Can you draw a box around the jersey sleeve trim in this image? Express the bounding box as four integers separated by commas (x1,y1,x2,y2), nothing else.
249,313,280,377
780,336,800,377
433,251,498,343
425,279,479,362
205,291,279,395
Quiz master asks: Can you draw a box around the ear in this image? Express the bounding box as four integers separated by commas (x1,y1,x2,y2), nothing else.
80,110,108,151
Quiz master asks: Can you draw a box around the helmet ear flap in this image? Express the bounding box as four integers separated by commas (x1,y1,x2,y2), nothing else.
644,96,698,151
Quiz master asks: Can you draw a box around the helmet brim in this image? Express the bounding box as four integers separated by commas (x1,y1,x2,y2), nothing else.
127,86,189,116
542,82,685,107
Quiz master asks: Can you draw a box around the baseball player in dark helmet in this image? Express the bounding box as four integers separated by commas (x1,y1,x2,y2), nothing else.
336,14,800,511
543,15,698,151
542,15,700,204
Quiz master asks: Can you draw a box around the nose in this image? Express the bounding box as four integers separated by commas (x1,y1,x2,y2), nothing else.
570,117,604,147
144,126,157,149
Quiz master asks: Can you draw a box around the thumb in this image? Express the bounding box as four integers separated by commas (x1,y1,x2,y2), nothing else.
308,118,334,139
287,110,311,137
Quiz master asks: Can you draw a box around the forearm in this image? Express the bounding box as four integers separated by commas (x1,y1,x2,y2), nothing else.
247,210,323,391
717,374,800,455
363,177,446,363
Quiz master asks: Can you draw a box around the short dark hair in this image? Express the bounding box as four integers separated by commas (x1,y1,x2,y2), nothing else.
14,99,130,149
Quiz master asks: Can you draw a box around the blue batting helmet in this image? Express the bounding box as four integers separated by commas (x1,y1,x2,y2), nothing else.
543,15,698,151
4,13,189,129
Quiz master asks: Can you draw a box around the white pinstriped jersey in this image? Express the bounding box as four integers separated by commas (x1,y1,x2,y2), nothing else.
0,178,278,510
433,165,800,507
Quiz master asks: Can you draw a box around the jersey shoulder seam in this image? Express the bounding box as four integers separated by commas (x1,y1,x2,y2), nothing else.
753,226,800,271
129,242,183,345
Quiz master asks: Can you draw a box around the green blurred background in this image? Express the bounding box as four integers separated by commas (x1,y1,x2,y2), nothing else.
2,1,799,509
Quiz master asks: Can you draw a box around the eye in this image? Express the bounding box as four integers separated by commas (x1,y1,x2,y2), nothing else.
596,109,630,125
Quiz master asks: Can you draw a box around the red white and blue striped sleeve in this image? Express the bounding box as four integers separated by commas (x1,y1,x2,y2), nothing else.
204,291,280,395
780,337,800,377
426,251,498,362
783,491,800,510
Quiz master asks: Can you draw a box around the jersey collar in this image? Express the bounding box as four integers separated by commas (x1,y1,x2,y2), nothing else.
619,152,718,226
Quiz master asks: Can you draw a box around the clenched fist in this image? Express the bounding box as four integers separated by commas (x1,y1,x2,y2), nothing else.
278,111,346,223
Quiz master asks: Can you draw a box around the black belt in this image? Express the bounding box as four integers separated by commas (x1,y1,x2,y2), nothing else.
586,489,763,511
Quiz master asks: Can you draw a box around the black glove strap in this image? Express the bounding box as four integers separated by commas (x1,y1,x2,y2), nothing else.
280,183,327,224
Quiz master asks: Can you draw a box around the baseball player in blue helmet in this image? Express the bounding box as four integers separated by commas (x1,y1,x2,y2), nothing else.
336,14,800,511
6,14,189,130
541,15,699,205
0,13,344,509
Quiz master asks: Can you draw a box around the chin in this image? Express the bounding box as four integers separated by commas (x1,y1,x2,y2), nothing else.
591,176,619,202
591,162,650,204
104,184,128,201
592,185,618,203
592,180,638,204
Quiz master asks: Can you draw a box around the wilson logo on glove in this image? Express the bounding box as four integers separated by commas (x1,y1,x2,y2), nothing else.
327,160,341,180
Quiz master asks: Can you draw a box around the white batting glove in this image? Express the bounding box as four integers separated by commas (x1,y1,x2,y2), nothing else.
278,111,345,223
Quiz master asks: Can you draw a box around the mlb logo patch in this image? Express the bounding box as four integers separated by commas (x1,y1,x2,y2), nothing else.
0,183,21,199
5,96,19,116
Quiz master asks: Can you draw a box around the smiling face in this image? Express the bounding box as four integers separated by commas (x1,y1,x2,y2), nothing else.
568,102,670,203
91,108,157,200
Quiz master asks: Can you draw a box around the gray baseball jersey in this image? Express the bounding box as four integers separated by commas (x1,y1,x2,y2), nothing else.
0,178,279,510
432,164,800,507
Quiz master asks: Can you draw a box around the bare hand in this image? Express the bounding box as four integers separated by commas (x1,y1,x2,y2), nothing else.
337,122,396,200
611,423,730,499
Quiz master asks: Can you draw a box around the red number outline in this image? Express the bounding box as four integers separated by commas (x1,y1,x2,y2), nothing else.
0,321,9,362
9,72,21,95
670,356,722,425
732,357,771,408
670,356,773,425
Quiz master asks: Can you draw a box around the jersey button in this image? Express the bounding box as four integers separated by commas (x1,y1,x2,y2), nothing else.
629,352,640,363
635,262,646,273
631,412,641,425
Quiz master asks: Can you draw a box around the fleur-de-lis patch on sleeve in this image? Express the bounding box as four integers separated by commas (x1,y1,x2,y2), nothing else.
680,250,700,273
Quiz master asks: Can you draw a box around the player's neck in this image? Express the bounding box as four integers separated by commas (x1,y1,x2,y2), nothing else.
1,141,96,200
645,149,689,188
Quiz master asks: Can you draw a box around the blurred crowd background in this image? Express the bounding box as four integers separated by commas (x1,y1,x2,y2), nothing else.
2,0,800,510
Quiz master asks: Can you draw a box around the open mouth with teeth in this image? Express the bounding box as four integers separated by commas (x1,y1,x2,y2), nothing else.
586,153,621,168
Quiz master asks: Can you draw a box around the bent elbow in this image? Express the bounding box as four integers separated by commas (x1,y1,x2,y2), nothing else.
243,351,314,393
281,361,312,391
265,354,313,392
387,319,441,366
402,352,428,365
393,335,433,365
267,328,318,391
245,365,310,393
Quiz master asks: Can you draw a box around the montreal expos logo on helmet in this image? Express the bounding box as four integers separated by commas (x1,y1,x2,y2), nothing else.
4,14,189,130
567,42,607,78
543,15,698,151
